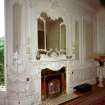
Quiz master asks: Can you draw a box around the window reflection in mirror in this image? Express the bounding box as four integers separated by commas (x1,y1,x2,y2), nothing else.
37,12,66,52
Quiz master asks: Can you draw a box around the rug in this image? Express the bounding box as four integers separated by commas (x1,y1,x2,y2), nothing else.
60,89,105,105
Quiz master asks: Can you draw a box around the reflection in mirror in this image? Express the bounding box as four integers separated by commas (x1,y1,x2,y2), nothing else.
13,3,22,53
37,12,66,52
46,17,61,49
38,18,45,49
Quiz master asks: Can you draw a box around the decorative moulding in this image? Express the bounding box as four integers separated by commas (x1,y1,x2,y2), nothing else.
35,48,72,61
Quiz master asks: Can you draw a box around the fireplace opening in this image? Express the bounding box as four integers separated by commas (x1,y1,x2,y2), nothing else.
41,67,66,100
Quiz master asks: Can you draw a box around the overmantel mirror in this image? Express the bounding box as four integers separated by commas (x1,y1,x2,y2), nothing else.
37,12,67,60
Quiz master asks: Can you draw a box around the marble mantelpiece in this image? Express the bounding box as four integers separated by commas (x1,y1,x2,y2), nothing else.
31,58,75,105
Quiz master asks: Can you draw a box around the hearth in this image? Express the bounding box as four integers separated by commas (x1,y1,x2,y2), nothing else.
41,67,66,100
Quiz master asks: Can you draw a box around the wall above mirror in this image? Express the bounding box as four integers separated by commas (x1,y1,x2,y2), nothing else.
37,12,66,57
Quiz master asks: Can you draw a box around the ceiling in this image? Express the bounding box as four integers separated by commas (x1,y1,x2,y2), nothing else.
77,0,105,12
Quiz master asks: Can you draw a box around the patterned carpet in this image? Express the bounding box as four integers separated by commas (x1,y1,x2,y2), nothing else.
60,89,105,105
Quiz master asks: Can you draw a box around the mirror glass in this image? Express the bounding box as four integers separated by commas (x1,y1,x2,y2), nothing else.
38,18,45,49
37,12,66,51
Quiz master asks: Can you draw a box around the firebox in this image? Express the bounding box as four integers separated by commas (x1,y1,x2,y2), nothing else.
41,67,66,100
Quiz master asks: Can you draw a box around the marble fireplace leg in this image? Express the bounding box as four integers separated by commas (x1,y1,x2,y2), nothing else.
66,68,73,95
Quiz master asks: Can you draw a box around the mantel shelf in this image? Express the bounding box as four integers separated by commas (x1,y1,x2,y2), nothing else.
31,58,72,63
31,58,72,71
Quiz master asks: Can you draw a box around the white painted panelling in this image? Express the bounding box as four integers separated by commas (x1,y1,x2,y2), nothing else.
96,10,105,53
4,0,98,105
0,91,7,105
71,66,97,87
73,0,103,12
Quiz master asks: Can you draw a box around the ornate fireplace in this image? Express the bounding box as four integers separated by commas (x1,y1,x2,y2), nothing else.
32,59,77,105
41,67,66,100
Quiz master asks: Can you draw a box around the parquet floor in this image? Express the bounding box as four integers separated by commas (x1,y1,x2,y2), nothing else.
60,80,105,105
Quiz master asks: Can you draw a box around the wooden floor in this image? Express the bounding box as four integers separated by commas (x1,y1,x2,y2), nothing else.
60,80,105,105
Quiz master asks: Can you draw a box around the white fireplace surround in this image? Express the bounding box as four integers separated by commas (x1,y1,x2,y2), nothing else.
32,58,74,104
